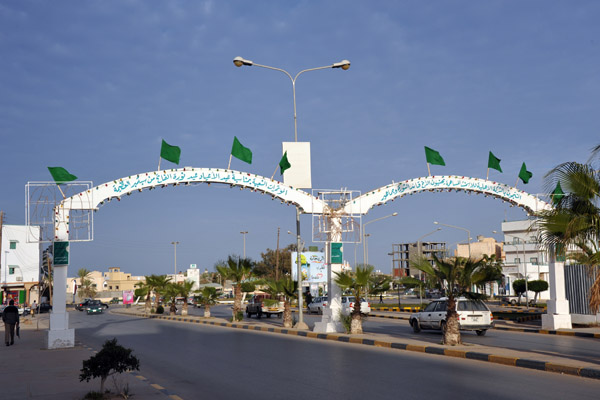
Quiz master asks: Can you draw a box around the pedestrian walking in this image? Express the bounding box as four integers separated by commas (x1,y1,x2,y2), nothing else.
379,294,384,304
2,299,20,346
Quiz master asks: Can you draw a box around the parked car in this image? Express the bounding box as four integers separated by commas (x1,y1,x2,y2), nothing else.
245,295,284,318
307,296,328,315
341,296,371,315
109,297,121,304
76,299,109,311
85,300,104,315
36,303,53,314
409,297,494,336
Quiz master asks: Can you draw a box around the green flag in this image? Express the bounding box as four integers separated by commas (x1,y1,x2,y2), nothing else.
47,167,77,184
518,162,533,184
424,146,445,166
488,151,502,172
160,139,181,165
279,151,291,174
551,181,565,205
231,136,252,164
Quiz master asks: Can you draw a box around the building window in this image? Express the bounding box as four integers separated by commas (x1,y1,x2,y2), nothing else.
514,258,520,264
10,241,17,249
116,286,119,290
92,284,97,288
9,267,15,274
109,286,112,290
530,257,538,265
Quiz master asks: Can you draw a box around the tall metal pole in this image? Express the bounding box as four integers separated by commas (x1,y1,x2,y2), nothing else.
240,231,248,258
171,241,179,276
296,208,304,325
363,212,398,267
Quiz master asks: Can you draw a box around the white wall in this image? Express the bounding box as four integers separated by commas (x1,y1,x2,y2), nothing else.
1,225,41,285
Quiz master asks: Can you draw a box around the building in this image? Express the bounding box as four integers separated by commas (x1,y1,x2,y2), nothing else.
67,267,145,302
391,241,447,277
1,224,42,306
499,219,549,299
456,236,504,259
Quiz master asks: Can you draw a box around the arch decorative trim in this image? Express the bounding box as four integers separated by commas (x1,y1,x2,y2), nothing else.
344,176,552,215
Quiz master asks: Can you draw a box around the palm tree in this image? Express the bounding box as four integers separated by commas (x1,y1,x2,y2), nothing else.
262,277,298,328
538,155,600,311
197,286,219,317
77,268,96,299
333,265,390,334
411,255,493,345
216,255,254,321
143,274,172,312
162,282,182,315
177,280,196,316
134,280,152,313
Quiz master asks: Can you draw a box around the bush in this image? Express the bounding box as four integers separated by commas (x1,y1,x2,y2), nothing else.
80,338,140,394
339,312,352,334
156,305,164,314
232,311,244,322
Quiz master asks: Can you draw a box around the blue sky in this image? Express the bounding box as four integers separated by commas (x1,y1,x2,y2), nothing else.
1,1,599,277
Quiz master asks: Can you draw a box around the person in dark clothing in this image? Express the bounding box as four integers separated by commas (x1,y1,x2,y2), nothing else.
2,300,20,346
305,292,313,308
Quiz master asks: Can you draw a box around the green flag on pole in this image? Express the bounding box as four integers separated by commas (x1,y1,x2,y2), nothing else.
279,151,291,175
551,181,565,205
160,139,181,165
518,162,533,184
424,146,445,166
47,167,78,184
488,151,502,173
231,136,253,164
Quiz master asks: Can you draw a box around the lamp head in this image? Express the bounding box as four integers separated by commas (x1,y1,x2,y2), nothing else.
392,212,398,216
332,59,351,70
433,221,439,225
233,56,253,67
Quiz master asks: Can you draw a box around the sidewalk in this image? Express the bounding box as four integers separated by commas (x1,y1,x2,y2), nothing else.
0,314,168,400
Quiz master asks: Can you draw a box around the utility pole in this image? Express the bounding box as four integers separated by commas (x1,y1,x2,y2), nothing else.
171,241,179,276
275,227,280,281
0,211,4,298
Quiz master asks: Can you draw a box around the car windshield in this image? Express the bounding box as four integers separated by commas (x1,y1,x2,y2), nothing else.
457,300,489,311
424,302,438,312
89,301,101,305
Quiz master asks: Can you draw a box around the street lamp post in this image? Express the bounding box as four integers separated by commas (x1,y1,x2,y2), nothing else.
240,231,248,258
171,241,179,277
234,56,350,330
362,212,398,267
493,230,529,309
434,221,471,258
415,228,442,304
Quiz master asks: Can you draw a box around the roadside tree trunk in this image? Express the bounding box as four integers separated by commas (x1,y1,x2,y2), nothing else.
350,302,363,334
233,284,242,321
204,305,211,318
182,302,188,316
443,296,461,345
283,301,293,328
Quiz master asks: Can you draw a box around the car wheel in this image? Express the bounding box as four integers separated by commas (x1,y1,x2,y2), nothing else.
476,329,487,336
257,311,262,319
440,320,447,333
278,313,282,319
266,313,271,318
246,309,251,317
510,300,517,306
411,319,421,333
318,307,322,315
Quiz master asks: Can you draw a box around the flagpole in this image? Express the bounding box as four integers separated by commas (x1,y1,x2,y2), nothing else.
270,164,279,180
486,168,489,180
227,154,232,170
515,177,519,189
427,163,431,177
158,156,162,171
56,184,66,199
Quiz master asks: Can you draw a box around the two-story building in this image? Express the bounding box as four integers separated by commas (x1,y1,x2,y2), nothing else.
1,224,41,306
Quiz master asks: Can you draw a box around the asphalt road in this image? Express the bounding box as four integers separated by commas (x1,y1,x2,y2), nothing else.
194,304,600,366
70,308,600,400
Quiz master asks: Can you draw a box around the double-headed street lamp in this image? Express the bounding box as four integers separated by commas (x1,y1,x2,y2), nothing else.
434,221,471,258
362,212,398,266
233,56,350,329
170,241,179,276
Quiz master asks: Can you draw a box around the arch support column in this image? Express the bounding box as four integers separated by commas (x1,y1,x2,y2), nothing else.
541,245,572,330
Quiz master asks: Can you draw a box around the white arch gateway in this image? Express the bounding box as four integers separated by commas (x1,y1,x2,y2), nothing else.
48,170,566,348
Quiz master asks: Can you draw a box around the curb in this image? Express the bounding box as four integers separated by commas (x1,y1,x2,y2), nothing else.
114,310,600,381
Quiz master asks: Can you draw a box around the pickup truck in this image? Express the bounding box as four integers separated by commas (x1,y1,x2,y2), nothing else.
245,295,284,319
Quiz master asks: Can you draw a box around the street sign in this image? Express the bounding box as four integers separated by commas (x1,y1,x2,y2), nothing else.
331,242,343,264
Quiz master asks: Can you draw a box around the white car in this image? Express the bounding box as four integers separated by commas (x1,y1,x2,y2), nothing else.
307,296,328,315
341,296,371,315
409,297,494,336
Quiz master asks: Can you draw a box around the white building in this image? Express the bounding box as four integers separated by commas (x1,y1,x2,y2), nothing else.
500,219,550,300
1,224,42,306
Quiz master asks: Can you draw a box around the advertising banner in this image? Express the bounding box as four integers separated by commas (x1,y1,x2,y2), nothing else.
122,290,134,305
291,252,327,283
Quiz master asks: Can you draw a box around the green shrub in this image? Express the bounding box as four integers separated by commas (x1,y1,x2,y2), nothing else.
156,305,164,314
339,312,352,334
233,311,244,321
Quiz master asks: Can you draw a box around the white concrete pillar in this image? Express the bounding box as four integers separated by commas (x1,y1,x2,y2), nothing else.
541,245,572,330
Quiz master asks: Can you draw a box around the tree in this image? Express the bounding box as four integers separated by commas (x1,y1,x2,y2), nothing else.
538,152,600,312
333,265,390,334
80,338,140,394
411,255,498,345
134,280,152,313
77,268,96,299
176,280,196,316
528,280,549,303
254,244,294,278
196,286,219,317
162,282,181,315
512,279,527,305
145,275,172,312
262,277,298,328
216,255,254,321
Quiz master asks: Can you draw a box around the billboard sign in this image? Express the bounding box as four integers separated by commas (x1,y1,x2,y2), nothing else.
291,251,327,283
